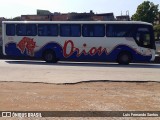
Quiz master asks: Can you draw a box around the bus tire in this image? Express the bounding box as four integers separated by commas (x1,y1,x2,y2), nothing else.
117,52,132,65
43,50,57,63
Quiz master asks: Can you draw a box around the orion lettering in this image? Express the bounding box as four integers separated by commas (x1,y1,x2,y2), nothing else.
63,40,108,58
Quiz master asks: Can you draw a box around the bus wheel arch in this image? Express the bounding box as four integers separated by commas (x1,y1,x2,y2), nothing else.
42,49,58,63
117,51,132,65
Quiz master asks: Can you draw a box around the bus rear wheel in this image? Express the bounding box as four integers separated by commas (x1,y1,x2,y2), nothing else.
43,50,57,63
117,52,132,65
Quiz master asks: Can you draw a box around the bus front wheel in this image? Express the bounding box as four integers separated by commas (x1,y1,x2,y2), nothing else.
117,52,132,65
43,50,57,63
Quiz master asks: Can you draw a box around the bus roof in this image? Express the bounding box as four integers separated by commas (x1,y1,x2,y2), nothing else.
2,21,152,26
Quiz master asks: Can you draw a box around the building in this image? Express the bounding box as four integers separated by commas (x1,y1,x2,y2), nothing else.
52,14,69,21
0,17,5,24
69,13,93,21
69,12,115,21
116,15,130,21
21,9,53,21
20,9,116,21
93,13,115,21
21,15,50,21
37,9,52,15
92,15,104,21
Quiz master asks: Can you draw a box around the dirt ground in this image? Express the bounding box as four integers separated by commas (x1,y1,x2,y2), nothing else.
0,81,160,120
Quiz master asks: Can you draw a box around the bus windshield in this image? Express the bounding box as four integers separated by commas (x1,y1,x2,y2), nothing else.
134,25,155,49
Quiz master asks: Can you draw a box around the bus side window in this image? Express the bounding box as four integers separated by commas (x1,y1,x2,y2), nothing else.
6,24,15,36
49,24,58,36
26,24,37,36
60,24,70,37
106,24,133,37
70,24,81,37
38,24,58,36
16,24,26,36
94,25,105,37
82,25,89,37
38,24,48,36
60,24,81,37
82,24,105,37
16,24,37,36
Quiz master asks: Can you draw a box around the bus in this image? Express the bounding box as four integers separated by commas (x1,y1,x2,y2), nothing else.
2,21,156,64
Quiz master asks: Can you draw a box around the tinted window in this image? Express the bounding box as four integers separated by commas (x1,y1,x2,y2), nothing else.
60,24,81,37
38,24,58,36
82,24,105,37
16,24,37,36
135,26,152,48
106,24,133,37
6,24,15,36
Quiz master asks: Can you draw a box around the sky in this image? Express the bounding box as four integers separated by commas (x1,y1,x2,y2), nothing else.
0,0,159,18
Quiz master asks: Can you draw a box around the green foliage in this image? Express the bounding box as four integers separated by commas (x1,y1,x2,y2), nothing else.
154,24,160,33
131,1,159,24
13,16,21,21
154,24,160,40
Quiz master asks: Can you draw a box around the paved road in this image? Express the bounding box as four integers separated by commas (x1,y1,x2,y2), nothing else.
0,60,160,84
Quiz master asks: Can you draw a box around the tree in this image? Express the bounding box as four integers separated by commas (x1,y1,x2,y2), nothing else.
13,16,21,21
131,1,159,24
154,24,160,40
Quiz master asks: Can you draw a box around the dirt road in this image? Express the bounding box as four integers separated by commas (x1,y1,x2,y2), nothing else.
0,81,160,119
0,81,160,110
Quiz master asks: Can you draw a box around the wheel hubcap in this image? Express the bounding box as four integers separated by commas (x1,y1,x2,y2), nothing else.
46,53,53,61
122,55,129,62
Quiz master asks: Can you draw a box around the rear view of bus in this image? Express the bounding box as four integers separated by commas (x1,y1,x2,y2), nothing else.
2,21,156,65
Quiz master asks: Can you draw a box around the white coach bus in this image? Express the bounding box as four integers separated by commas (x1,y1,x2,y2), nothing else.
2,21,156,64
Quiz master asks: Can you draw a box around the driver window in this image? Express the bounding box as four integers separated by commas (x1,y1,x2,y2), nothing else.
136,28,151,47
143,34,150,46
